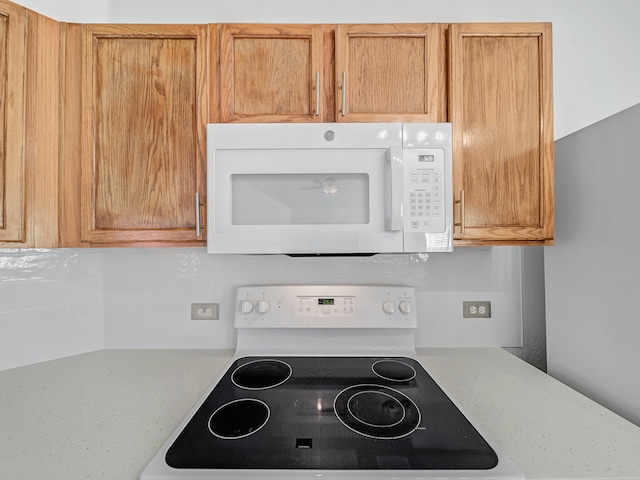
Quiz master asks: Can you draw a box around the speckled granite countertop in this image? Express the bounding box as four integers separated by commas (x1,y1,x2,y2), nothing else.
1,348,640,480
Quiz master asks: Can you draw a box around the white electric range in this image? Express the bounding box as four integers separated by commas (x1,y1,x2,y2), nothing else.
139,285,524,480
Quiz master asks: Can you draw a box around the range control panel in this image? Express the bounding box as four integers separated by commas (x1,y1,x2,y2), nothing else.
235,285,417,329
297,296,357,317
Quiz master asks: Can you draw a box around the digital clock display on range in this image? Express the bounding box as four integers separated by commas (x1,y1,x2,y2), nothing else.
318,298,334,305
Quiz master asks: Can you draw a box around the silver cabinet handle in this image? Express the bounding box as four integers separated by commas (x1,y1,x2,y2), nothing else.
454,190,465,234
341,71,346,116
195,192,202,237
315,71,320,116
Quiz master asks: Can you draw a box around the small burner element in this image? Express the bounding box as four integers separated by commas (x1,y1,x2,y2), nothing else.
334,384,421,439
372,359,417,382
231,359,292,390
208,399,270,439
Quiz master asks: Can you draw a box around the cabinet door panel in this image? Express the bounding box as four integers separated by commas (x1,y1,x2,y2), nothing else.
335,24,444,122
0,1,26,242
450,23,554,244
220,24,323,122
81,25,207,244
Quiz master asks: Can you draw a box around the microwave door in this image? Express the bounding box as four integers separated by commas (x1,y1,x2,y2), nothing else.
209,148,404,254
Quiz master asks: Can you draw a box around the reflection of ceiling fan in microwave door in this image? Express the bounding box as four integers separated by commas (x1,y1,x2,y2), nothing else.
301,176,359,196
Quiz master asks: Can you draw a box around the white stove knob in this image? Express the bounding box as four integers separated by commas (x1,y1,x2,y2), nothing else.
256,300,270,314
399,300,413,315
240,300,254,314
382,301,395,314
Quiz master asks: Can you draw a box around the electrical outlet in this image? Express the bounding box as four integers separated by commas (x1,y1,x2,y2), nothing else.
463,301,491,318
191,303,219,320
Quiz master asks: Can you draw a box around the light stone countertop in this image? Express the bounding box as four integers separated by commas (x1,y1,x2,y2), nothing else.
1,348,640,480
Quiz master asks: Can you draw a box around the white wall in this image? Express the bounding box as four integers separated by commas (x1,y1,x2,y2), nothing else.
12,0,640,140
0,250,104,369
546,103,640,426
14,0,108,21
0,247,523,370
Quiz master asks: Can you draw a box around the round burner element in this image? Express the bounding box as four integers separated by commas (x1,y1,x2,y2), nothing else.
232,359,292,390
334,384,421,439
208,399,270,439
372,359,416,382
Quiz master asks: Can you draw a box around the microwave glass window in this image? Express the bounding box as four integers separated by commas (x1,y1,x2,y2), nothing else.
231,173,370,225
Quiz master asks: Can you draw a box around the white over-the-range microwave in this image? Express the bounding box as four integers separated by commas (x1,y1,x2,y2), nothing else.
206,122,453,255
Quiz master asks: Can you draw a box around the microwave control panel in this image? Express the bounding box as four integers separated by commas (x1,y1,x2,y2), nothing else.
404,149,447,233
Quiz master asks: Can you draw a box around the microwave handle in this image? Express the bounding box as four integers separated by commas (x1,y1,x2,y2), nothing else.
195,192,202,238
388,146,404,231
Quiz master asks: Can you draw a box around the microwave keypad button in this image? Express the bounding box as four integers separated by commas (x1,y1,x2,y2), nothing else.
409,179,446,223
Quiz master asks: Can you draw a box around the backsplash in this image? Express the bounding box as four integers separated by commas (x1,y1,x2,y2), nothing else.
0,247,523,370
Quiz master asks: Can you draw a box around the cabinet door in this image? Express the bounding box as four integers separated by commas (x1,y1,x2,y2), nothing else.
335,24,444,122
80,24,207,244
0,0,26,243
220,24,324,123
449,23,554,245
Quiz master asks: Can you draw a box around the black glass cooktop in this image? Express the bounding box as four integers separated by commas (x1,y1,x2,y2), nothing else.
166,356,498,470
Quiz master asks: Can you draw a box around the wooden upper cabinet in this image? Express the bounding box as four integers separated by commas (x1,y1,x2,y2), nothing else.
0,1,59,248
78,24,208,245
220,24,324,123
449,23,554,245
335,24,444,122
219,23,445,123
0,0,26,243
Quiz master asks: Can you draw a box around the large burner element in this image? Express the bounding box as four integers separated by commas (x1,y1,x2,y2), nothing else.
334,384,421,439
231,359,292,390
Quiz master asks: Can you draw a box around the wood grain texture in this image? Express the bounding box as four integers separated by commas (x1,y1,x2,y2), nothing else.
220,24,323,123
23,9,61,247
80,24,208,244
335,24,443,122
93,37,196,229
60,22,84,247
0,10,7,232
208,24,219,123
0,0,26,242
322,25,336,122
450,23,554,243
